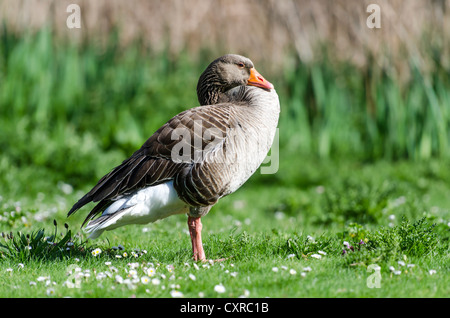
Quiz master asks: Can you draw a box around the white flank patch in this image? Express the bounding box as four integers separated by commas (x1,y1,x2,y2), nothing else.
85,181,188,238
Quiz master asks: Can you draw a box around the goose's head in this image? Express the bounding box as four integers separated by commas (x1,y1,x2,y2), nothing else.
197,54,273,105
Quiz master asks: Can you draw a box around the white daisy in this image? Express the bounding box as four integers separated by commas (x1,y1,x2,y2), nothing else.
151,278,161,285
214,284,226,293
46,288,55,296
91,248,102,256
141,276,150,284
170,290,183,298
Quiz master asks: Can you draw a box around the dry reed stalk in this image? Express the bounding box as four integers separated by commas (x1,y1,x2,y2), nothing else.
0,0,448,78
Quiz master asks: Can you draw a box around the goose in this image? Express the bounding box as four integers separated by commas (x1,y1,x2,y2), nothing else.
67,54,280,261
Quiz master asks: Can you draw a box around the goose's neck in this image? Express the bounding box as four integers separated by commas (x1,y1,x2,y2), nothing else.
197,86,223,105
196,79,228,105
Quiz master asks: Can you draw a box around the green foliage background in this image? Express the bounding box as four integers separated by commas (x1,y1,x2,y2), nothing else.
0,26,449,199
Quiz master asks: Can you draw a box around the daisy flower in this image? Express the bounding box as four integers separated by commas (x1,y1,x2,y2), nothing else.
147,267,156,277
166,264,174,272
214,284,226,294
46,288,55,296
141,276,150,284
128,262,140,269
115,275,124,284
128,269,137,277
170,290,184,298
96,272,107,280
37,276,49,282
91,248,102,256
151,278,161,285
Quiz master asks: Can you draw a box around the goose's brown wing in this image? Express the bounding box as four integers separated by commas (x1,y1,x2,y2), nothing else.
67,104,234,225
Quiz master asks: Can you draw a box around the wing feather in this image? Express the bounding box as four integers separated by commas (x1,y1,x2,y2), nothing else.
68,104,236,224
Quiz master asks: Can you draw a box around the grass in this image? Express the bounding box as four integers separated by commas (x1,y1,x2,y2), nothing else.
0,158,448,298
0,28,449,298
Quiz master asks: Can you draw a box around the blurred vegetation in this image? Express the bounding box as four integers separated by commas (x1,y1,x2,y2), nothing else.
0,25,448,197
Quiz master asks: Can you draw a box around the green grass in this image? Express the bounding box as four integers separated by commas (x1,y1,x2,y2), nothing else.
0,159,448,298
0,28,449,298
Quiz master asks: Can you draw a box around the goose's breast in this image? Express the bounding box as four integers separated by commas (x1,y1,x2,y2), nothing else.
222,113,278,194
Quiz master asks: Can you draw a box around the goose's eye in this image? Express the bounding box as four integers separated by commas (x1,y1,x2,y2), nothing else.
237,62,245,68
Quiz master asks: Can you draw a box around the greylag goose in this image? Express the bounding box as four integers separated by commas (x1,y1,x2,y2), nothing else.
67,54,280,261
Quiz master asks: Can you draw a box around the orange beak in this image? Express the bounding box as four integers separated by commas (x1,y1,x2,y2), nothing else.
247,68,274,90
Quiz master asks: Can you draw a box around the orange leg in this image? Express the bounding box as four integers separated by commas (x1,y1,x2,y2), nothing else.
188,216,206,262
